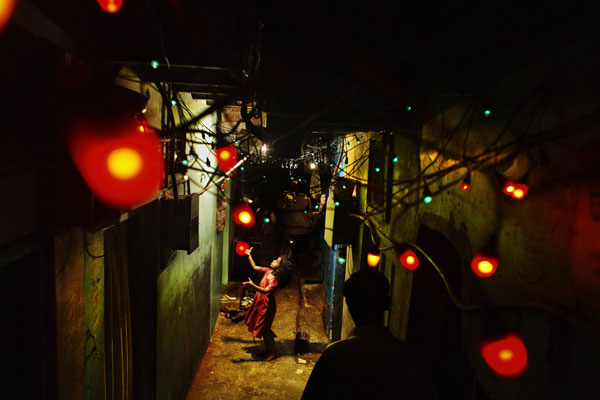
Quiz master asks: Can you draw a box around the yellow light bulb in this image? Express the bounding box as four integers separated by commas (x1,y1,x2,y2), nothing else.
406,256,415,264
477,261,494,274
239,211,252,224
499,349,514,361
107,148,143,180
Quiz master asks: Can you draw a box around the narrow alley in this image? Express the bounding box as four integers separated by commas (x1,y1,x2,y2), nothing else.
186,280,326,400
2,2,600,400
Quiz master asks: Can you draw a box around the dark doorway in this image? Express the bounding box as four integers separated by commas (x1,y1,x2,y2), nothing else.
0,247,56,399
407,226,483,399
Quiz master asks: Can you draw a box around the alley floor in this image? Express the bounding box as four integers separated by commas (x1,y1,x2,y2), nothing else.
186,281,328,400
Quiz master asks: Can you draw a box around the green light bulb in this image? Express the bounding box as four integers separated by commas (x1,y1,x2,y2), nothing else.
334,201,340,207
375,167,381,172
406,106,412,111
171,99,177,106
264,217,270,223
392,156,399,163
338,257,346,264
484,109,491,117
182,159,188,166
424,196,433,204
150,60,159,69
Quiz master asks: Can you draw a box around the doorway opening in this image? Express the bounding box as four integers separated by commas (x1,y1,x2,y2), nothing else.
407,225,487,399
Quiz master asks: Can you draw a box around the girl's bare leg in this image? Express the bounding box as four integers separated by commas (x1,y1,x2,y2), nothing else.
263,330,277,361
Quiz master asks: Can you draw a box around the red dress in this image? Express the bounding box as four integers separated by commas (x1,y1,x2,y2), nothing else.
244,267,279,338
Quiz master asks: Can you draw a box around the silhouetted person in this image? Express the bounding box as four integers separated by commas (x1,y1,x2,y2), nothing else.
302,269,436,399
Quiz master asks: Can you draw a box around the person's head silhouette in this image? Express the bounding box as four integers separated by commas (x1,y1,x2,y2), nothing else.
343,269,391,327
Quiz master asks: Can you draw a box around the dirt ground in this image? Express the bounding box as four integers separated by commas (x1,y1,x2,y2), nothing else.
186,283,328,400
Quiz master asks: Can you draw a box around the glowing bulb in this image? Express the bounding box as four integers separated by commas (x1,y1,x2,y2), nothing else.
138,125,145,133
141,107,147,114
406,106,412,111
423,195,433,204
478,261,494,274
107,148,143,180
239,211,252,224
233,204,255,228
183,174,189,181
484,109,492,117
216,145,238,172
171,99,177,106
367,252,381,267
499,349,513,361
471,255,498,278
503,181,516,196
337,257,346,264
264,217,270,223
150,60,159,69
334,201,340,207
480,334,528,377
1,0,17,33
392,155,399,163
310,162,316,169
375,167,381,172
261,144,267,153
461,183,470,191
96,0,123,14
399,249,419,270
235,241,249,256
511,183,528,200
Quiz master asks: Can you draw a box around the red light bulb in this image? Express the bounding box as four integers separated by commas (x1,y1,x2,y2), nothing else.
399,249,419,270
69,125,164,208
235,241,249,256
233,204,255,228
216,145,238,172
0,0,17,33
511,183,529,200
471,254,498,278
96,0,123,13
502,181,516,196
480,334,528,377
461,182,470,191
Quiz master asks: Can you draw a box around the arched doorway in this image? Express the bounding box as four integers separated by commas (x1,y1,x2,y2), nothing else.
407,225,486,399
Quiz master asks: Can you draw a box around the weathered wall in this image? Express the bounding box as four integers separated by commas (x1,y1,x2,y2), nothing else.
331,59,600,397
53,227,106,400
53,229,85,400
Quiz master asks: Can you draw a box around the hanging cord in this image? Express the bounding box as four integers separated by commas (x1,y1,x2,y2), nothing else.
349,214,600,335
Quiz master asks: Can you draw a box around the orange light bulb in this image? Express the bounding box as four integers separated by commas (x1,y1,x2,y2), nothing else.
367,252,381,267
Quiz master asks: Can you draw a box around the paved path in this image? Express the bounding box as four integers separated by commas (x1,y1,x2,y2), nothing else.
186,284,327,400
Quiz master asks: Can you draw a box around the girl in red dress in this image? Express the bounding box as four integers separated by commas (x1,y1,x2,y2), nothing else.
243,247,292,361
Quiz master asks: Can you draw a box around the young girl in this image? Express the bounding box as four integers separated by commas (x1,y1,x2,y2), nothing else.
243,247,292,361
